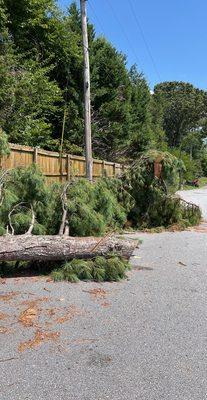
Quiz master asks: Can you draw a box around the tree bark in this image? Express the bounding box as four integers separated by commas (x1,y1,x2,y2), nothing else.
0,235,138,262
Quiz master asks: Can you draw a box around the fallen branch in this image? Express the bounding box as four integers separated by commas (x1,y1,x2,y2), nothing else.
7,202,26,235
59,182,74,236
25,205,35,236
0,235,138,262
0,170,9,206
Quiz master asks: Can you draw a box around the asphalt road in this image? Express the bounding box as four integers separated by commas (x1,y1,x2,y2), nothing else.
1,187,207,399
177,186,207,220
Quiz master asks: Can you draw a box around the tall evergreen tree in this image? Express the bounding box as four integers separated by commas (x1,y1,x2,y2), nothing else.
91,37,131,159
127,65,154,156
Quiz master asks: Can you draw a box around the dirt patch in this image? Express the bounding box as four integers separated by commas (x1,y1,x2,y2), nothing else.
18,330,60,352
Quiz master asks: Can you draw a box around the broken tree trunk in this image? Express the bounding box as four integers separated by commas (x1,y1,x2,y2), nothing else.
0,235,138,262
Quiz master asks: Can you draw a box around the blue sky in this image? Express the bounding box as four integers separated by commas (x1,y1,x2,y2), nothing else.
58,0,207,90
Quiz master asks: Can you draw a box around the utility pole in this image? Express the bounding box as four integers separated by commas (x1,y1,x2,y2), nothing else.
80,0,93,181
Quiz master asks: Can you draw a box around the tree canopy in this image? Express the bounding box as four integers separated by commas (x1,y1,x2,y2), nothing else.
0,0,207,173
154,81,206,148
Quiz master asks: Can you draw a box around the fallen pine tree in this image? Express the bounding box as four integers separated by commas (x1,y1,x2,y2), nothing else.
0,235,138,262
0,166,137,267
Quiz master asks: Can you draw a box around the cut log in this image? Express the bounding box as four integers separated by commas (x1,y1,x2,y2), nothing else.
0,235,138,262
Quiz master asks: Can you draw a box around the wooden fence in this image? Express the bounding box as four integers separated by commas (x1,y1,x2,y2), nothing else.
0,144,126,184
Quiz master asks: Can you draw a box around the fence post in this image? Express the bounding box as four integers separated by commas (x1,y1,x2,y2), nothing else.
67,154,71,181
33,147,38,164
113,163,116,177
102,160,105,177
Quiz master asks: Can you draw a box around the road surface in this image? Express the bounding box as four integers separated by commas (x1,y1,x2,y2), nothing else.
177,186,207,220
0,189,207,399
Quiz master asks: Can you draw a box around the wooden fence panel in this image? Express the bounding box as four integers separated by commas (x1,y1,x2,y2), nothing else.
0,143,126,183
71,156,86,177
93,160,103,178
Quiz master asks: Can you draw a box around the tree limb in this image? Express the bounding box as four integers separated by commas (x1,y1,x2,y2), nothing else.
0,170,9,206
59,181,75,236
24,205,35,236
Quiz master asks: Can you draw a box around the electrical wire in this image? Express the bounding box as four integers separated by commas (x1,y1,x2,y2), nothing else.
128,0,161,81
104,0,144,70
88,0,106,36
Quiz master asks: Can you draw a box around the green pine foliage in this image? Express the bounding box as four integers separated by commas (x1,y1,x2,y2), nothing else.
0,160,201,236
0,165,50,235
126,150,201,228
62,178,131,236
0,1,204,236
51,255,131,282
0,129,10,156
0,167,131,236
170,149,202,182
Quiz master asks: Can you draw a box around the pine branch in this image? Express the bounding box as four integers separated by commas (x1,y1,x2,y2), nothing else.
24,204,35,235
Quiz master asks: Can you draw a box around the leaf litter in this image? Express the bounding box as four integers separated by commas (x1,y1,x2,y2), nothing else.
0,292,19,302
0,287,85,353
83,288,108,300
18,330,60,352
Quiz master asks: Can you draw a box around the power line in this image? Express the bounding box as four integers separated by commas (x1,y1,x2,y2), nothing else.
104,0,144,71
128,0,161,81
88,0,106,36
